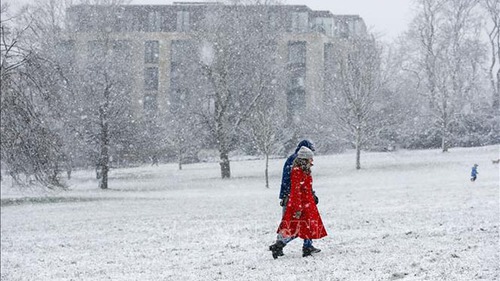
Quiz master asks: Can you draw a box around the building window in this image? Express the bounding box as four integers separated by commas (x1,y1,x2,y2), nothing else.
288,41,306,64
176,11,190,32
337,20,349,38
56,40,75,65
144,67,159,90
125,10,139,32
145,41,159,64
111,40,132,77
171,40,182,63
144,92,158,113
113,40,131,60
170,88,189,113
288,65,306,91
287,89,305,119
291,12,308,33
323,43,336,96
170,64,180,86
324,43,334,68
148,11,161,32
291,76,305,89
88,40,106,61
66,10,79,32
171,40,193,63
113,7,126,32
312,17,333,36
268,12,278,30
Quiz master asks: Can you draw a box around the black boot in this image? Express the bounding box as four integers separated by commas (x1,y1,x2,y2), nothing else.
269,241,286,259
302,245,321,257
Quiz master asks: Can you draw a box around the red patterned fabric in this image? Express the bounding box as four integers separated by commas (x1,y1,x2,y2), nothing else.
277,166,327,240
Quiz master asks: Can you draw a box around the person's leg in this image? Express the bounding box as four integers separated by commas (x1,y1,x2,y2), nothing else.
279,235,295,244
271,198,295,259
302,239,321,257
270,236,292,259
276,201,293,243
271,203,297,258
303,239,312,248
270,234,297,259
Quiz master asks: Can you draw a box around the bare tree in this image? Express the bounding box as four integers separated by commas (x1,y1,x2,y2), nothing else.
408,0,484,152
164,112,204,170
195,3,284,178
483,0,500,111
0,3,67,188
0,3,30,80
246,107,285,188
66,1,133,189
166,39,208,170
80,39,133,189
326,36,382,169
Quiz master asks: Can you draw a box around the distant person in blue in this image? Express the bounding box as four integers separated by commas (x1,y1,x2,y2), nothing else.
270,139,319,258
470,164,478,182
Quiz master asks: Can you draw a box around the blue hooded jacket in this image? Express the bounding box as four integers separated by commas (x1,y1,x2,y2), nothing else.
279,140,315,199
471,165,478,177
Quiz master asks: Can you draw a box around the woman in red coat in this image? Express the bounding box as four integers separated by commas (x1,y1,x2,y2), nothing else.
269,146,327,258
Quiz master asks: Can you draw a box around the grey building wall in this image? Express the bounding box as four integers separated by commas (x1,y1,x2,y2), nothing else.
62,3,367,121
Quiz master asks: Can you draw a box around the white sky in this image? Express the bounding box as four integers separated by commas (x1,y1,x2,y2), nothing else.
6,0,416,41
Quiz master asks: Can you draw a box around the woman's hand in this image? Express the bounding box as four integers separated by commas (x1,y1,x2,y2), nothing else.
293,211,302,219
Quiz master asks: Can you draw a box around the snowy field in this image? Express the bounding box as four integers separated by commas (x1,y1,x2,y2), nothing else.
1,145,499,280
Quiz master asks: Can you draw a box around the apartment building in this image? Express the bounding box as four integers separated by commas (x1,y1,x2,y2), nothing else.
61,2,367,121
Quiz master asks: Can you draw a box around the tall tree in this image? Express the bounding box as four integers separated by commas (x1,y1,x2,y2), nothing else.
80,37,133,189
167,39,208,170
195,3,284,178
246,107,285,188
0,3,69,188
483,0,500,111
66,1,133,189
407,0,484,152
326,36,382,169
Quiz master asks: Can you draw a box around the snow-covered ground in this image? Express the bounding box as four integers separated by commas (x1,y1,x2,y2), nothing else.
1,145,499,280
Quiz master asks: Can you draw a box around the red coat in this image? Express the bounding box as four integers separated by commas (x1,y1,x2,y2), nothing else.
277,166,327,240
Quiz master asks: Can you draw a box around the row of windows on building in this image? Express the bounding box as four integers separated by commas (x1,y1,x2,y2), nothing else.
145,40,308,65
81,39,202,66
55,38,334,115
68,6,360,38
143,39,308,90
151,11,355,37
145,10,190,33
143,40,310,116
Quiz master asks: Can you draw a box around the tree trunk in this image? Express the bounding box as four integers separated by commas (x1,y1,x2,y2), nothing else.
99,121,109,189
178,147,183,170
494,68,500,111
495,21,500,111
488,29,499,111
441,99,449,153
98,91,110,189
219,150,230,178
441,123,448,152
265,153,269,188
215,112,231,178
355,127,362,170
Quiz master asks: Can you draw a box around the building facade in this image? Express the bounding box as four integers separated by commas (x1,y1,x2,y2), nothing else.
61,2,367,121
